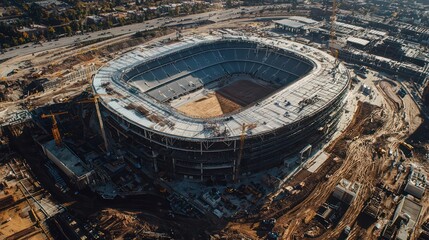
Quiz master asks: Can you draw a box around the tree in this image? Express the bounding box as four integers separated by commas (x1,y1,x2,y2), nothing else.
70,21,80,32
226,0,233,8
89,24,98,32
48,26,55,34
22,32,29,40
137,13,145,23
64,26,72,36
29,3,43,22
12,37,18,46
118,17,125,26
48,26,55,39
65,9,77,20
292,0,298,10
38,34,46,42
181,5,191,14
30,33,37,42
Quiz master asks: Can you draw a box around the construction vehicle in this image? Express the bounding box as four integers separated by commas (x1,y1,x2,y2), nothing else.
399,141,414,151
41,111,68,146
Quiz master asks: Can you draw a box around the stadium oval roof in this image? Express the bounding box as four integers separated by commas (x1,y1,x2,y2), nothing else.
93,35,350,141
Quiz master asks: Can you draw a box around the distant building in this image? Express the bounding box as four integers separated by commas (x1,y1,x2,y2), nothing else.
334,21,364,35
17,24,47,35
86,15,105,25
274,17,318,34
100,12,128,22
34,0,70,12
332,178,361,205
0,18,20,25
346,37,370,49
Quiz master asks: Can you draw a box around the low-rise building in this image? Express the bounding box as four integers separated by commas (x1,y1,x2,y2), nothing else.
41,140,95,189
404,166,427,199
346,37,370,49
332,178,361,205
34,0,70,12
17,24,48,35
273,17,319,34
202,189,221,208
392,196,423,240
86,15,105,25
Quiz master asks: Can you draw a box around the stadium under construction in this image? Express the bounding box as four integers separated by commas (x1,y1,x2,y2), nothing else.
92,35,351,181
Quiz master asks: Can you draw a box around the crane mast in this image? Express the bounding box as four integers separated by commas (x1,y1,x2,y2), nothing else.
330,0,339,64
78,96,109,154
234,123,257,182
41,112,68,146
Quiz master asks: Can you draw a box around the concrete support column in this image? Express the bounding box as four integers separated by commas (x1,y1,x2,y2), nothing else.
299,144,312,162
200,163,203,182
172,158,176,176
153,156,158,172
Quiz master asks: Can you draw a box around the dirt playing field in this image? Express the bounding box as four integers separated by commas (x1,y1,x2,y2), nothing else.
177,92,241,118
177,80,275,118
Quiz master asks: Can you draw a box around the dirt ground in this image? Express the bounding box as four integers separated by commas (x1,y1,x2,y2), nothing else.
0,159,51,240
379,80,403,110
218,73,425,239
0,197,36,239
91,208,165,239
217,79,275,106
177,92,241,118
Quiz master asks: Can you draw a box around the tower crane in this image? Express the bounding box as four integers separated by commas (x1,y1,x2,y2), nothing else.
41,111,68,146
330,0,339,66
77,93,126,154
77,95,109,154
234,123,257,182
78,62,127,154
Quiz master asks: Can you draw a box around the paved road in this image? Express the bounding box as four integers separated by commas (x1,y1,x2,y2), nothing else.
0,5,280,62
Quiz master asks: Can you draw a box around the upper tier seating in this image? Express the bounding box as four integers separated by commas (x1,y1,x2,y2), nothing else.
123,40,313,102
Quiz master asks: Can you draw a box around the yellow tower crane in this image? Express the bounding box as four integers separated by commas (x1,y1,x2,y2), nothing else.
234,123,257,182
41,111,68,146
77,95,109,153
77,93,126,154
78,63,126,154
330,0,339,65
